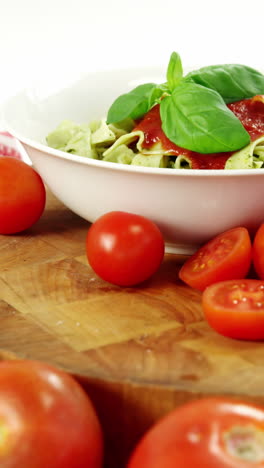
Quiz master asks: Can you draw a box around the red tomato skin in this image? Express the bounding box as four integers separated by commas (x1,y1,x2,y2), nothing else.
202,279,264,340
127,397,264,468
179,227,252,291
253,224,264,279
0,360,103,468
0,157,46,234
86,211,165,286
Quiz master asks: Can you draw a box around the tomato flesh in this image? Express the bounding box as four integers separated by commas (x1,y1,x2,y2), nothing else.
202,279,264,340
127,397,264,468
179,227,252,291
0,157,46,234
86,211,164,286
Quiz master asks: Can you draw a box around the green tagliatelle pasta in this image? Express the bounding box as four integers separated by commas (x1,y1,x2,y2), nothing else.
225,136,264,169
46,119,172,169
46,118,264,170
173,136,264,170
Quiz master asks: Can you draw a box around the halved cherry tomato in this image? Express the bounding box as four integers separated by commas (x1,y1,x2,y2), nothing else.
253,223,264,279
0,157,46,234
127,397,264,468
202,279,264,340
179,227,252,291
86,211,164,286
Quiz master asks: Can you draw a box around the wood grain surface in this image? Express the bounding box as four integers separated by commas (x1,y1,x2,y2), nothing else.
1,189,264,467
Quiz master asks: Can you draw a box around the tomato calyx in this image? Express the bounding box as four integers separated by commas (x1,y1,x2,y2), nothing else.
224,424,264,462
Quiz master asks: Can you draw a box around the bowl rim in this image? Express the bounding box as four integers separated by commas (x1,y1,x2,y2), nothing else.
11,131,264,177
2,64,264,178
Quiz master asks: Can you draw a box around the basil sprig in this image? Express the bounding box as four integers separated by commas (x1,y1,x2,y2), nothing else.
160,82,250,153
106,52,264,153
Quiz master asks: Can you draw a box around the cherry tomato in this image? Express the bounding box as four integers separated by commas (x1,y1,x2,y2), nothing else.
0,157,46,234
86,211,164,286
179,227,252,291
253,224,264,279
202,279,264,340
0,359,103,468
127,397,264,468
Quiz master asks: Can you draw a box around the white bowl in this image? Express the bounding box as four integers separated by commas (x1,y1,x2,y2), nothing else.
2,66,264,254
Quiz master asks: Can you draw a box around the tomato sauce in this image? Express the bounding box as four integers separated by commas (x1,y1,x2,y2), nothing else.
228,95,264,141
184,152,233,170
133,104,190,157
133,96,264,169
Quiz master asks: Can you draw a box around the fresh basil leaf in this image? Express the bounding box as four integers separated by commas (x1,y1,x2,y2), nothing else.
107,83,163,124
146,85,165,110
185,64,264,104
166,51,183,92
160,81,250,153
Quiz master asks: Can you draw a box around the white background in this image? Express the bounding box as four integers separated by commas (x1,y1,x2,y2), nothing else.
0,0,263,108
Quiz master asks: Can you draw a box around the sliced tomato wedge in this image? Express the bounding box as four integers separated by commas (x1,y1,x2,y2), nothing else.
253,223,264,279
179,227,252,291
202,279,264,340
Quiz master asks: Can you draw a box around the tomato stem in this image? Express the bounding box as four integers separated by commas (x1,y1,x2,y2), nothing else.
224,425,264,462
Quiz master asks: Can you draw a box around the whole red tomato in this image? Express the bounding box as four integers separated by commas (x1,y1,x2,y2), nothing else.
0,360,103,468
0,157,46,234
86,211,164,286
127,397,264,467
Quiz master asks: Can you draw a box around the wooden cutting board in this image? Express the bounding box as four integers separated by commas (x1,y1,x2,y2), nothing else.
1,189,264,467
